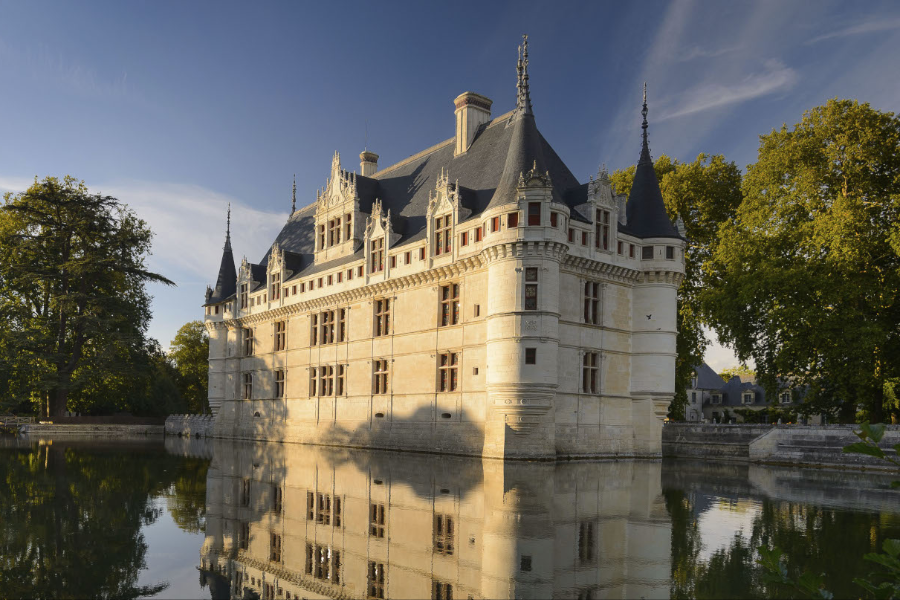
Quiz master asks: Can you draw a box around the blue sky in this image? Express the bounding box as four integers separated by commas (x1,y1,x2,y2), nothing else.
1,1,899,370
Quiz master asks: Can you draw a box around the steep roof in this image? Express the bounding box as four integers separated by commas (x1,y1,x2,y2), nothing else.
625,85,681,240
693,363,726,390
205,209,237,305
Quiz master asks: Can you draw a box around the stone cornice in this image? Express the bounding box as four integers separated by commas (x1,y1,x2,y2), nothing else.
480,240,569,264
637,270,684,286
213,255,486,329
235,551,351,600
561,255,642,284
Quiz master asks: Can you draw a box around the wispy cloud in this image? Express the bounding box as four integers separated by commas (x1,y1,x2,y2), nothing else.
676,45,741,62
657,60,798,121
807,17,900,44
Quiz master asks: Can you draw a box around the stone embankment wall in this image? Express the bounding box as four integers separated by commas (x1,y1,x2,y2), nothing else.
19,423,163,437
664,423,900,470
165,414,215,438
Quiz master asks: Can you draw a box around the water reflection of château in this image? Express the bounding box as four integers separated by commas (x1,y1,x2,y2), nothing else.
196,440,671,600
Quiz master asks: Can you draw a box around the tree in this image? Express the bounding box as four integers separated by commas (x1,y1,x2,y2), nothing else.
611,154,744,419
169,321,210,414
0,176,174,417
720,365,756,382
703,100,900,422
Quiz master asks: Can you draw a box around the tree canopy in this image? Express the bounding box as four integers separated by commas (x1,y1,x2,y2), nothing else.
611,154,744,418
168,321,210,414
702,99,900,421
0,176,174,417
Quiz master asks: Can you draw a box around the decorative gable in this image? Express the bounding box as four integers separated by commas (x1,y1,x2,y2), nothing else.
314,152,363,263
425,169,470,264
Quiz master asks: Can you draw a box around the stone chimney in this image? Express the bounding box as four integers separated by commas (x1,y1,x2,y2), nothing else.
360,151,379,176
454,92,492,156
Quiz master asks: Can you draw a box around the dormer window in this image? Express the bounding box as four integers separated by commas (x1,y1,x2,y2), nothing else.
328,217,342,246
318,224,325,250
528,202,541,226
370,238,384,272
434,216,451,256
742,392,754,404
595,209,610,250
780,391,791,404
345,213,352,240
271,272,281,300
240,283,248,309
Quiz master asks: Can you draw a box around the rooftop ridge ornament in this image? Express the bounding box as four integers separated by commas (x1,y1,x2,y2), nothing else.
224,203,232,251
640,82,651,163
291,174,296,214
516,34,533,115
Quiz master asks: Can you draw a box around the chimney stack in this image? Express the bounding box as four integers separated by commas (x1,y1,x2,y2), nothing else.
360,151,379,176
454,92,492,156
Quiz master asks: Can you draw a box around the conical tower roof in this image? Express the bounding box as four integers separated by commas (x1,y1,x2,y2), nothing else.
207,204,237,304
625,84,680,239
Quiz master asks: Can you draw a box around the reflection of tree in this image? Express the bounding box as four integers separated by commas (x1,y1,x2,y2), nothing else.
0,443,205,599
667,491,900,599
165,457,210,534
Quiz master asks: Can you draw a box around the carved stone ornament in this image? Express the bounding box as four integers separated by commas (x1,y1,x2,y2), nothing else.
426,168,472,223
316,151,359,213
588,163,616,209
267,242,282,274
517,160,552,189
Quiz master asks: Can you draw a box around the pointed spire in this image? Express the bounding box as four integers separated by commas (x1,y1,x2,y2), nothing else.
516,34,532,115
640,82,651,165
224,203,232,251
291,174,296,214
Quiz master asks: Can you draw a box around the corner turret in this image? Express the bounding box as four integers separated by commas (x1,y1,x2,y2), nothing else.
205,204,238,305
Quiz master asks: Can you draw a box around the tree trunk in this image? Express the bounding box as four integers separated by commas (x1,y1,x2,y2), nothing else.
49,387,68,419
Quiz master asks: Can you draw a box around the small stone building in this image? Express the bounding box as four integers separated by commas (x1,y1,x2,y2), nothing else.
202,38,685,459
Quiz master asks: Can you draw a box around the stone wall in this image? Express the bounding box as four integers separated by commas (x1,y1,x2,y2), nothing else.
662,423,774,460
165,414,216,438
19,423,164,437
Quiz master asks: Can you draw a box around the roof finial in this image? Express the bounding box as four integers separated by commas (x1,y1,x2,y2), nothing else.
224,202,232,251
291,174,296,214
640,82,651,164
516,34,532,115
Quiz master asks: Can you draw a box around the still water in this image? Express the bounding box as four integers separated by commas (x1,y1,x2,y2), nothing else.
3,435,900,599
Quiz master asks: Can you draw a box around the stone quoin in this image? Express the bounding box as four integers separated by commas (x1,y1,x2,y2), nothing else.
202,36,685,459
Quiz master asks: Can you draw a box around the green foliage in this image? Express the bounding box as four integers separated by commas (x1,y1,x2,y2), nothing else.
756,546,833,599
611,154,744,420
168,321,210,414
0,176,174,417
721,365,757,381
702,100,900,423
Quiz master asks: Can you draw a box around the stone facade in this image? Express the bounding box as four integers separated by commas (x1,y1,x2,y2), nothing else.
198,441,671,600
203,39,684,459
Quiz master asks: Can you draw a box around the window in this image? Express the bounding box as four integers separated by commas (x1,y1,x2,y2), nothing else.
242,373,253,400
780,391,791,404
390,256,396,268
320,366,334,396
691,391,697,403
434,514,454,555
584,281,600,325
301,282,306,292
337,272,342,283
307,491,339,525
264,583,274,600
440,284,460,326
309,367,317,397
243,328,254,356
271,272,281,300
581,231,588,245
358,265,364,277
241,479,251,507
438,352,458,392
327,274,333,285
405,251,411,264
371,238,384,272
432,581,453,600
475,227,483,242
374,299,390,336
239,521,249,550
666,246,675,259
270,532,283,563
318,277,323,288
582,353,599,393
367,562,386,599
306,543,341,584
347,269,353,281
742,392,754,404
474,304,480,317
711,394,722,405
338,308,347,342
310,314,318,345
550,212,558,227
370,503,385,538
373,359,389,394
629,244,635,258
240,283,248,309
273,486,283,513
275,370,285,398
345,213,352,241
524,267,538,310
275,321,286,351
491,216,500,232
328,216,341,247
525,348,536,365
520,555,532,572
568,228,575,242
419,247,426,260
617,241,623,255
508,211,519,227
578,522,595,563
318,224,325,250
337,364,347,396
528,202,541,226
642,245,654,259
460,231,468,247
595,209,610,250
434,215,452,255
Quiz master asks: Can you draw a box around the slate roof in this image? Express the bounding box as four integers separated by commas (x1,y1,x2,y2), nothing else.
205,221,237,305
693,363,726,390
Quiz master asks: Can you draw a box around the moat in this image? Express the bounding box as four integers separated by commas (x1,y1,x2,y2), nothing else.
3,435,900,599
